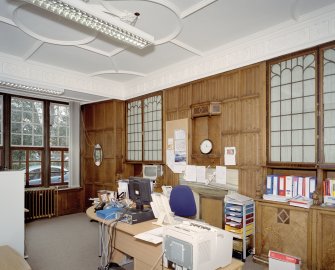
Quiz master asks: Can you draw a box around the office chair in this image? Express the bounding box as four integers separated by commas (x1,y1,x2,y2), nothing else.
169,185,197,217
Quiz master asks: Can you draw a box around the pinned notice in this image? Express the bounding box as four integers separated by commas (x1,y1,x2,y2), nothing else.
224,147,236,166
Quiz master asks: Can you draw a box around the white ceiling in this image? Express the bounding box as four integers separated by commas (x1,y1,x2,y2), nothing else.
1,0,335,102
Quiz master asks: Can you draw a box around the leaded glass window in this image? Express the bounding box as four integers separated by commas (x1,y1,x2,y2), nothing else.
269,53,316,163
11,97,44,146
127,100,142,161
127,94,162,162
143,95,162,161
323,47,335,163
50,103,69,147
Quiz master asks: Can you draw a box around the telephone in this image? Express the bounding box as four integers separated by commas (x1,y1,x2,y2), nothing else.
94,201,106,212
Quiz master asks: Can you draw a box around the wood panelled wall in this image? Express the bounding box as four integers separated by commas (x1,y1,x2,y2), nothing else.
80,62,267,203
81,100,129,208
163,62,267,198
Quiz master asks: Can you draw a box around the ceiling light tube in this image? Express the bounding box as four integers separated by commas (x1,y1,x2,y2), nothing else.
22,0,154,49
0,79,64,96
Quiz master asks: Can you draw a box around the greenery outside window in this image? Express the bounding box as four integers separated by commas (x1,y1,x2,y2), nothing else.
126,93,162,162
49,103,69,185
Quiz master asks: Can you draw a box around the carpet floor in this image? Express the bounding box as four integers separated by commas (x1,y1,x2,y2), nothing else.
25,213,267,270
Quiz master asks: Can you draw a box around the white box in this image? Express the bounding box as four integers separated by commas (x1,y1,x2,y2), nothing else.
269,250,301,270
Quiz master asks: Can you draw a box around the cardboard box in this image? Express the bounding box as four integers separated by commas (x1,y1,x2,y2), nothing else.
269,250,301,270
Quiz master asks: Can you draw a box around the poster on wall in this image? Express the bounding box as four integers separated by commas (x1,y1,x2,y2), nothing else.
166,119,188,173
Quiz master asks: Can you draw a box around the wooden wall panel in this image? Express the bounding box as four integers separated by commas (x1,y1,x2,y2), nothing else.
57,188,83,216
221,101,241,133
239,168,262,198
192,80,208,104
240,64,263,96
178,85,192,109
240,98,260,132
220,71,240,100
165,87,179,112
200,196,224,228
103,130,115,158
94,103,105,130
81,100,126,208
240,133,261,166
166,111,179,121
207,77,220,102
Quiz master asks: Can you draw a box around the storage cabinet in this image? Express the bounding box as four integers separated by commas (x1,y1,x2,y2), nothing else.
310,206,335,269
224,198,255,261
256,199,335,270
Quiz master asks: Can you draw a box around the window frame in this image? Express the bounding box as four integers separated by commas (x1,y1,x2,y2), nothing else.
267,42,335,168
126,91,163,164
0,92,70,187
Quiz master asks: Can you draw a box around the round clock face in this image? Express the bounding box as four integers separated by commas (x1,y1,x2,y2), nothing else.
200,139,213,154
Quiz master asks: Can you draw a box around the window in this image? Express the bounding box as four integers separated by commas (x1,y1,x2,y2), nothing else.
322,46,335,163
10,97,44,186
127,93,162,162
11,97,44,147
0,95,3,146
269,52,316,163
4,95,70,187
49,103,69,185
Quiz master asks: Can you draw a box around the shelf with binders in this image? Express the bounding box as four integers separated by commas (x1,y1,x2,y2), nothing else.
224,199,254,261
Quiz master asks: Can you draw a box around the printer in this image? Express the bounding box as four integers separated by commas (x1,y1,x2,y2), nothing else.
163,220,233,270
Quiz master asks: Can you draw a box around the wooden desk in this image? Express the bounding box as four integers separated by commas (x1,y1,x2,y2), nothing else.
0,245,31,270
86,206,244,270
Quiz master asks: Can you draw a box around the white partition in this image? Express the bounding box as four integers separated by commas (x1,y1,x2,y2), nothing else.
0,170,25,256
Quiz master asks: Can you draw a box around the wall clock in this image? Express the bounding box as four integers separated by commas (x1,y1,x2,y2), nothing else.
200,139,213,154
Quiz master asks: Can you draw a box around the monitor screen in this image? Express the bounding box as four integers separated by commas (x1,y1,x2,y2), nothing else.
128,177,152,210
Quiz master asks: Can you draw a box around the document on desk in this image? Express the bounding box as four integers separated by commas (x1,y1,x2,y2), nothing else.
134,227,163,244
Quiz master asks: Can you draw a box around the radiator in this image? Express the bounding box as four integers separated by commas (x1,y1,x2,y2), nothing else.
25,188,58,220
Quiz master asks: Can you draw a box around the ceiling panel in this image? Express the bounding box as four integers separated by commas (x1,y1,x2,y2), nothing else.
176,0,299,51
113,42,195,74
13,4,96,44
0,22,38,57
28,43,114,74
82,33,126,55
0,0,19,21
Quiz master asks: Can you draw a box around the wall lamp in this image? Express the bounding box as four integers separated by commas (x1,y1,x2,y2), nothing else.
0,79,64,96
22,0,154,49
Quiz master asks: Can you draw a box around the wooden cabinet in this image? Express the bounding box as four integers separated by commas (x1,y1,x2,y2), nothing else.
255,200,335,270
310,207,335,270
255,200,310,269
200,195,224,228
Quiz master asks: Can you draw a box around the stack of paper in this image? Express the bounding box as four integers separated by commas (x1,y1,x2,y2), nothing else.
288,195,313,208
263,194,289,203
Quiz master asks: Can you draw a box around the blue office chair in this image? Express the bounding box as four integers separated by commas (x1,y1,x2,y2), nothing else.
169,185,197,217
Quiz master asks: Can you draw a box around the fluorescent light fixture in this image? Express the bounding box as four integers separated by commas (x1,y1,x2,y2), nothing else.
22,0,154,49
0,80,64,96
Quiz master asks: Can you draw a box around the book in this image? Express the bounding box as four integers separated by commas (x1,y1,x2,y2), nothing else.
288,195,313,208
278,176,286,196
285,176,293,198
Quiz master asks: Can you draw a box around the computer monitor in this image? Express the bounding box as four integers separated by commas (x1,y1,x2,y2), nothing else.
128,177,152,211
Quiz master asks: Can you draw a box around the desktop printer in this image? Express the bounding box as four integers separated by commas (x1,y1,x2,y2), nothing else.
163,221,233,270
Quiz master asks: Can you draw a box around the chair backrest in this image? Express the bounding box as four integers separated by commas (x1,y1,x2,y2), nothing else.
169,185,196,217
